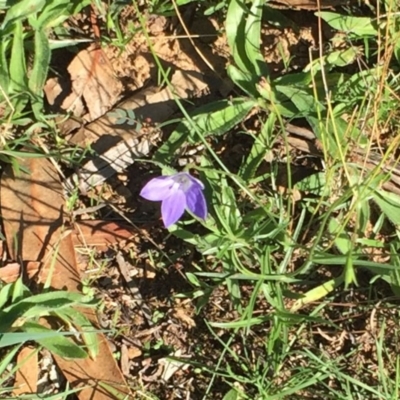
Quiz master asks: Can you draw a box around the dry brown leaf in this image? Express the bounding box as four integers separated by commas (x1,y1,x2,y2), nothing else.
73,220,133,251
12,346,38,396
0,157,131,400
0,262,41,284
44,45,122,122
67,45,122,121
0,221,132,283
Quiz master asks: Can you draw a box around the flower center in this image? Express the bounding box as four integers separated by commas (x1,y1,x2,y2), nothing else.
172,173,192,192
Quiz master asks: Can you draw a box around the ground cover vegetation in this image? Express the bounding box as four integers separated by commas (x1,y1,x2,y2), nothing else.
0,0,400,399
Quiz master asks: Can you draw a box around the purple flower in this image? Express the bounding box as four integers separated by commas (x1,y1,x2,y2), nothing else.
140,172,207,228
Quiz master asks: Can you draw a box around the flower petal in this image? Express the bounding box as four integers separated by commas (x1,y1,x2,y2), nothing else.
185,186,207,220
161,190,186,227
140,176,176,201
187,174,204,191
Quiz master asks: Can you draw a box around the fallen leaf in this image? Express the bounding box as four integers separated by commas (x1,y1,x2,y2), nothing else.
67,45,122,121
73,220,133,251
12,346,38,396
128,346,142,359
0,157,131,400
0,262,41,284
120,344,130,377
0,221,132,283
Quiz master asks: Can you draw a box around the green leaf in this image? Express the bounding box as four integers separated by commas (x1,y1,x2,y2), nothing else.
328,217,352,255
0,291,95,332
373,189,400,226
275,84,322,115
227,65,258,97
34,0,71,29
290,275,344,312
29,28,51,118
245,0,269,77
316,12,379,37
0,283,13,310
226,0,252,74
9,20,27,92
294,172,326,195
0,344,21,379
203,158,242,234
0,36,10,98
21,322,88,359
2,0,45,29
0,330,80,348
223,388,240,400
56,307,99,359
154,98,256,163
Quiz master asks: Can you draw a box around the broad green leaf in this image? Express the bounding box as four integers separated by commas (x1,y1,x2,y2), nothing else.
316,12,379,37
11,276,25,304
294,172,326,195
227,65,258,97
373,189,400,226
34,0,71,28
2,0,45,29
226,0,252,74
0,36,10,98
223,388,240,400
56,307,99,359
275,84,321,115
9,20,27,93
274,71,311,87
328,217,352,255
0,291,95,331
305,48,360,75
9,20,29,115
0,330,79,348
154,98,256,163
29,28,51,118
245,0,269,77
22,321,88,359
